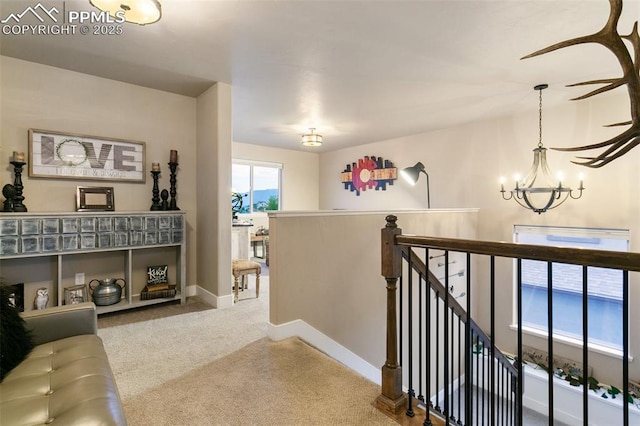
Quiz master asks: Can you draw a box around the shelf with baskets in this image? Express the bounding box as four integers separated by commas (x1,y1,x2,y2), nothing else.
0,211,186,314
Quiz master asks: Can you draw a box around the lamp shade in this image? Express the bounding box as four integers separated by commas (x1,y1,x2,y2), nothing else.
90,0,162,25
400,162,425,185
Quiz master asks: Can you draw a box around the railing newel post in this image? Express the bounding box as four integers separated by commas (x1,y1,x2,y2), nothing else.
376,215,407,414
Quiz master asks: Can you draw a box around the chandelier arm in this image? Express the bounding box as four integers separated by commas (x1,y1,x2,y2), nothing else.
569,187,585,200
501,189,514,201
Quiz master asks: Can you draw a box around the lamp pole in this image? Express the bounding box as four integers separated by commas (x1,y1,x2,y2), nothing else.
422,170,431,209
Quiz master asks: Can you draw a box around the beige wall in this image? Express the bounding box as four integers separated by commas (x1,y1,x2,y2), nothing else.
0,56,198,287
269,209,478,368
196,83,233,305
232,142,319,230
318,91,640,386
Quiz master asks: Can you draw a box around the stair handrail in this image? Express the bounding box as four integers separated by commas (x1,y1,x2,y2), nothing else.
395,234,640,271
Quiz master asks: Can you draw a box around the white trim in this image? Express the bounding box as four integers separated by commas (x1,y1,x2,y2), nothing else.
268,208,479,218
233,158,283,169
195,285,234,309
186,284,197,297
513,224,630,240
267,319,380,385
509,324,633,361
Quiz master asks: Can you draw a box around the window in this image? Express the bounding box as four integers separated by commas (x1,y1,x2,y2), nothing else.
514,225,629,351
232,161,282,214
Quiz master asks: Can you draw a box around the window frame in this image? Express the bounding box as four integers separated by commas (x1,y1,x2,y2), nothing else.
232,159,283,215
510,224,630,359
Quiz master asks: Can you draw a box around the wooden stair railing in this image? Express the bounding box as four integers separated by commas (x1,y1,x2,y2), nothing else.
377,214,640,426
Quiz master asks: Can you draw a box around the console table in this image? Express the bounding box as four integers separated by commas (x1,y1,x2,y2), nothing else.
0,211,186,314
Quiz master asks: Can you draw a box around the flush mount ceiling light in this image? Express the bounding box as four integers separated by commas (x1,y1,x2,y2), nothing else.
301,128,323,147
90,0,162,25
500,84,584,214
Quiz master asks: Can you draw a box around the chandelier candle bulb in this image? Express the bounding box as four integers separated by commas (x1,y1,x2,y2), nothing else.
13,151,25,162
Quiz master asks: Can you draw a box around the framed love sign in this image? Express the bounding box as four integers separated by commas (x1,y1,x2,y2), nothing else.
28,129,146,183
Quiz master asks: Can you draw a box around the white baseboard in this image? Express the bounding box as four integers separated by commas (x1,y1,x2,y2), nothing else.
194,285,234,309
267,319,381,385
186,284,197,297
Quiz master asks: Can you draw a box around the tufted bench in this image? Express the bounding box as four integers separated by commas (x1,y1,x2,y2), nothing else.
0,303,126,425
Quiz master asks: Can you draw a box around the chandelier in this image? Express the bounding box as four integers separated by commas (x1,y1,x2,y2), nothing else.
90,0,162,25
500,84,584,214
301,128,323,147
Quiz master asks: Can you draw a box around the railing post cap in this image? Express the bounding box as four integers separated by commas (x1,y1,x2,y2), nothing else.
385,215,398,228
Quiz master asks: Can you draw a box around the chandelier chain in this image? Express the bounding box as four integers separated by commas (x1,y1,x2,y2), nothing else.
538,87,543,148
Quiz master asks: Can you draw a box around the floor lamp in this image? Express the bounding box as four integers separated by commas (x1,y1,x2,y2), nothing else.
400,161,430,208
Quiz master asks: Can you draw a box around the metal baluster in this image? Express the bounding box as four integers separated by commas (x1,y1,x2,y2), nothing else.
482,340,486,424
501,364,505,426
623,270,629,426
418,270,424,403
501,365,505,426
475,330,480,425
435,289,441,413
424,248,433,426
451,298,456,422
444,251,450,424
516,258,523,426
472,334,480,424
511,366,515,426
547,261,554,424
465,253,472,426
582,265,589,425
505,366,509,426
490,256,496,426
457,315,462,424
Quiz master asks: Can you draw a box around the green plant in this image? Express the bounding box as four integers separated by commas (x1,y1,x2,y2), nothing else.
514,359,639,408
266,195,278,210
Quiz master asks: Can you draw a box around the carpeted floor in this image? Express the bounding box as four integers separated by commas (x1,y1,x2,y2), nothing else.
121,337,396,426
97,275,396,425
98,278,268,401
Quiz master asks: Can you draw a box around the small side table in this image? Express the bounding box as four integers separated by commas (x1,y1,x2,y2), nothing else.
250,235,267,259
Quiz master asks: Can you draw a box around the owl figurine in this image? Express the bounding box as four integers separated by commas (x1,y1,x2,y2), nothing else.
34,288,49,310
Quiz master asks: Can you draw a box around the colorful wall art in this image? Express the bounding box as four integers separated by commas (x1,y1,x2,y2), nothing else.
341,156,397,196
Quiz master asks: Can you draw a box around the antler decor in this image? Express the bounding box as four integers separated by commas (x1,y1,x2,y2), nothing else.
522,0,640,168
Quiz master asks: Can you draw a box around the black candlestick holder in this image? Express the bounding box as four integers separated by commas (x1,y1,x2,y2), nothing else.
168,161,179,210
150,170,162,211
9,161,27,212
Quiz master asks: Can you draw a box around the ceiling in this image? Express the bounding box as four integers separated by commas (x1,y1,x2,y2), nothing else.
1,0,639,152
